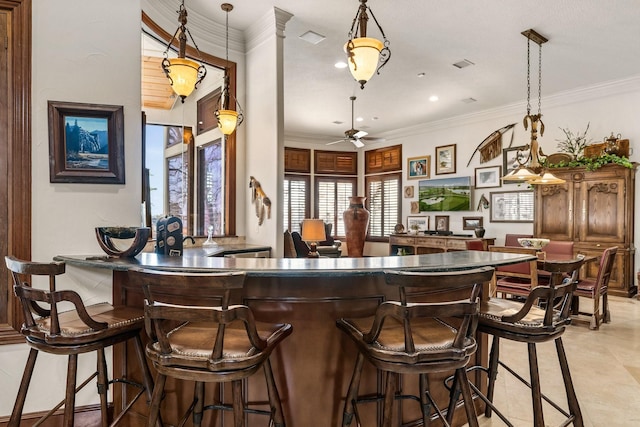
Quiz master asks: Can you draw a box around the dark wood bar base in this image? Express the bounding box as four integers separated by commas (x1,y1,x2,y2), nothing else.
55,251,535,426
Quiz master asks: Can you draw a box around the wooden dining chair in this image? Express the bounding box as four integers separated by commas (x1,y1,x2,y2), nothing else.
572,246,618,330
538,240,575,283
465,239,485,251
5,256,155,427
488,245,539,298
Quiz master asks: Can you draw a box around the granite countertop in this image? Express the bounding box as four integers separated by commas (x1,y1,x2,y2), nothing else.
54,250,535,278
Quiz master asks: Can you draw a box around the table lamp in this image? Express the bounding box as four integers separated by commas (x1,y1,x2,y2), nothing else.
301,219,326,258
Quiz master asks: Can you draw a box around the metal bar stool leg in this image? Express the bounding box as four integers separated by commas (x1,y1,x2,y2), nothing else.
64,354,79,427
9,348,39,427
527,343,545,427
263,358,286,427
555,337,584,427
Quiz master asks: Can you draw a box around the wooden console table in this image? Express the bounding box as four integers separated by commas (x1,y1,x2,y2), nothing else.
389,233,495,255
55,250,533,427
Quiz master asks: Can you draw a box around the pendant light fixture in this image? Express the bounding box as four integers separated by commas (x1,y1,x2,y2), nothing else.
502,29,565,185
162,0,207,103
214,3,244,135
345,0,391,89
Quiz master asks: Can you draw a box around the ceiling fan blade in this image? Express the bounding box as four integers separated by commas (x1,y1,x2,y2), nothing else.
353,130,368,139
352,138,365,148
326,139,346,146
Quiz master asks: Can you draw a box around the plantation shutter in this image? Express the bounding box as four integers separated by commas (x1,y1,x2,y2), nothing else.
284,175,309,233
366,173,401,238
316,177,356,237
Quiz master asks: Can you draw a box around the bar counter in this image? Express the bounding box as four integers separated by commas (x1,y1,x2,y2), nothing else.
55,250,535,426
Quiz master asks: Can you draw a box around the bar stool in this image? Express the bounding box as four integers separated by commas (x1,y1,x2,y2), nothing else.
473,258,586,427
5,256,155,427
129,268,292,427
337,266,495,427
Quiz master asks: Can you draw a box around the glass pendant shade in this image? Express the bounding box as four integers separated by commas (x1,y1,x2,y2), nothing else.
165,57,201,99
527,171,565,185
344,37,383,86
217,110,239,135
501,166,539,182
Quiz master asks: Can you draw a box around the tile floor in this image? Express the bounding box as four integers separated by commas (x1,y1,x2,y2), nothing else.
472,295,640,426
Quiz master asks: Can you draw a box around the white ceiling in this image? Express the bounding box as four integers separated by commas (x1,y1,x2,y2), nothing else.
145,0,640,145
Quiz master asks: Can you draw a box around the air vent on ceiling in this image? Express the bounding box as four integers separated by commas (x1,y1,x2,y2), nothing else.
299,30,326,45
332,120,344,125
453,59,475,69
461,97,477,104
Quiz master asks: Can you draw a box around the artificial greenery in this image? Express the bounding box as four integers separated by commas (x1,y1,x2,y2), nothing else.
545,153,634,171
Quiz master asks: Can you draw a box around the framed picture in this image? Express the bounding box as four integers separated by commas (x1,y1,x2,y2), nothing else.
407,155,430,180
407,216,429,232
418,176,471,212
475,165,502,189
435,144,456,175
462,216,483,230
48,101,125,184
435,215,450,231
490,190,534,223
410,201,420,214
404,185,414,198
502,145,530,183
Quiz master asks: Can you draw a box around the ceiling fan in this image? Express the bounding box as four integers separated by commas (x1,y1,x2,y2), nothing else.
327,96,385,148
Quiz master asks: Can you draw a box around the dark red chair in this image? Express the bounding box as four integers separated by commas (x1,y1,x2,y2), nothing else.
465,239,485,251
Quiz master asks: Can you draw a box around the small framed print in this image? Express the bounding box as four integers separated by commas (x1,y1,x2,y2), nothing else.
490,190,534,223
475,165,502,189
435,215,450,232
435,144,456,175
462,216,483,230
407,156,430,180
410,201,420,214
407,216,429,232
502,145,530,183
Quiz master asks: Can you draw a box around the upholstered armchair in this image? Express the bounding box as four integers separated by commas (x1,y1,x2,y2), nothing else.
285,223,342,258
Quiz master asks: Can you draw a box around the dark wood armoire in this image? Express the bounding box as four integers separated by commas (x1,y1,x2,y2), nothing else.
534,163,637,297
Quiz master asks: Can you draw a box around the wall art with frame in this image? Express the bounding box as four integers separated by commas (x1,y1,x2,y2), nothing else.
407,216,430,232
48,100,125,184
502,145,530,183
435,144,456,174
418,176,471,212
407,155,430,180
474,165,502,189
462,216,483,230
435,215,450,232
489,190,534,222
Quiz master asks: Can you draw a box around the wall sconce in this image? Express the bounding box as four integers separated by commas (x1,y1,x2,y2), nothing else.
301,219,326,258
162,0,207,103
345,0,391,89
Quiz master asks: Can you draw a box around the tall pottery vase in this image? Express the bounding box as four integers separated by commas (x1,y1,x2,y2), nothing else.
343,196,369,257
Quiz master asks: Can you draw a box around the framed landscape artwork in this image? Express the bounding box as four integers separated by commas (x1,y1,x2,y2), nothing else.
48,101,125,184
407,216,429,232
462,216,483,230
435,144,456,174
418,176,471,212
475,165,502,189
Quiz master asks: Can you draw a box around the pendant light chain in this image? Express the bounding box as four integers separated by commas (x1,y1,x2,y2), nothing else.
538,41,543,116
526,37,531,116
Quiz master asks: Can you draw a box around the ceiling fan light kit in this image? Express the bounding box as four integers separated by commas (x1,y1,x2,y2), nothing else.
345,0,391,89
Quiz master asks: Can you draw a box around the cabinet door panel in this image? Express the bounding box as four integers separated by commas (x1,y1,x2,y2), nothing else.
578,179,625,243
535,183,574,240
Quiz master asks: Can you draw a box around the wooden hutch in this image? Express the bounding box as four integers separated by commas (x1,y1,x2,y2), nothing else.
534,163,637,297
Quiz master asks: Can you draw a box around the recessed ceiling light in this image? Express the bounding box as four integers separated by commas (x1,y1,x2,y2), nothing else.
453,59,475,69
299,30,326,45
334,61,348,69
356,117,364,122
429,95,439,102
417,72,426,78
